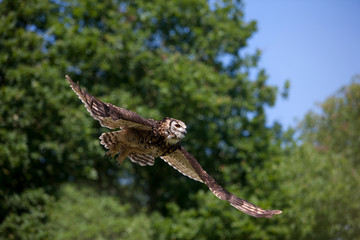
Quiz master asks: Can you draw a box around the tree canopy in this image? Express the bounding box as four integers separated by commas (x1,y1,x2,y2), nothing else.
0,0,359,239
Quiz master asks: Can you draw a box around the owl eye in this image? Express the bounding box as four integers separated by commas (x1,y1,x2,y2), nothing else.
175,123,181,128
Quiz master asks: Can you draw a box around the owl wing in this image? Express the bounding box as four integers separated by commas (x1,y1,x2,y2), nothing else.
66,75,156,130
162,147,282,218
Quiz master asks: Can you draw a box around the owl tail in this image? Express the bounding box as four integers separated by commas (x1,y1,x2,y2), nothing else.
99,131,128,164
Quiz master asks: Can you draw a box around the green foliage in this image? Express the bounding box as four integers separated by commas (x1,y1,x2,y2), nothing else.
3,0,358,239
278,144,360,239
0,189,54,240
47,184,153,240
301,76,360,165
246,78,360,239
291,78,360,239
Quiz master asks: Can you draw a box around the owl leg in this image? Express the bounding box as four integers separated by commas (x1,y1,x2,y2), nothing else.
104,148,130,165
105,149,117,158
115,149,130,164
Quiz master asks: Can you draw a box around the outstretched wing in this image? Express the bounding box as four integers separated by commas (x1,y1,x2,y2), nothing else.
66,75,156,130
164,147,282,218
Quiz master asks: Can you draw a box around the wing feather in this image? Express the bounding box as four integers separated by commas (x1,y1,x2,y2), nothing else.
175,147,282,218
66,75,156,130
161,151,203,183
129,153,155,166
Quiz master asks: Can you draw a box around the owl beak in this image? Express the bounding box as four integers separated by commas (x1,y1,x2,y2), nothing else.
182,129,187,135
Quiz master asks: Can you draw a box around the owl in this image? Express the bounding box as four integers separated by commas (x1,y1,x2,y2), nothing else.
66,75,282,218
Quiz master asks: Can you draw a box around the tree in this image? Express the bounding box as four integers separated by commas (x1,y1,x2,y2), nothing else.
296,77,360,239
0,0,282,238
48,184,153,240
301,75,360,166
248,77,360,240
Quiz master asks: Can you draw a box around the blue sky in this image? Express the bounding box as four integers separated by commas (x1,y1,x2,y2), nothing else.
243,1,360,129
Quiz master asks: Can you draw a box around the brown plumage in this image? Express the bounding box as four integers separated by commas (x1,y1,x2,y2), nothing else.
66,75,282,218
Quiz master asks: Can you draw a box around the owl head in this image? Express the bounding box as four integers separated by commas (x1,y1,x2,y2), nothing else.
163,118,187,144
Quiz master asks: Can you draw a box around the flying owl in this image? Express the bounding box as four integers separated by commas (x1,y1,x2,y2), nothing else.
66,75,282,218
